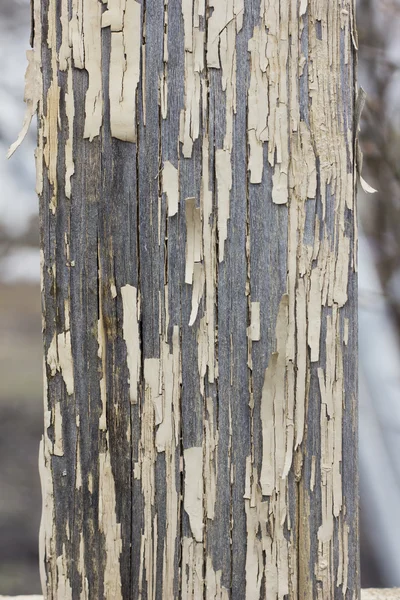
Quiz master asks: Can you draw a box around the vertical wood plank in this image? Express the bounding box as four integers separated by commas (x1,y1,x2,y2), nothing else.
34,0,359,597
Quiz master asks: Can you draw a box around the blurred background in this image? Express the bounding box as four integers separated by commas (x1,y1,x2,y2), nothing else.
1,0,400,594
0,0,42,595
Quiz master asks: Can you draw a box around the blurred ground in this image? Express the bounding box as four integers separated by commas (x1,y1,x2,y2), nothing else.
0,284,42,595
362,592,400,600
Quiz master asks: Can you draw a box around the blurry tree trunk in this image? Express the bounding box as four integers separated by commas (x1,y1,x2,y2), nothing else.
357,0,400,587
36,0,359,597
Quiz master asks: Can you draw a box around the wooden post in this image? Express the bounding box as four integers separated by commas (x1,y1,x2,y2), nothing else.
35,0,359,597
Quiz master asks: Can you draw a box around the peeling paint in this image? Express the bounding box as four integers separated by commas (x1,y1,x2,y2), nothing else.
181,537,203,598
46,330,74,396
57,331,74,395
180,0,204,157
39,435,56,598
247,24,269,184
247,302,260,342
121,285,141,404
183,446,203,542
83,0,103,140
99,446,123,598
185,197,202,285
56,546,73,599
260,294,288,495
70,0,85,68
46,333,59,376
37,0,357,596
189,263,204,326
138,359,160,598
215,149,232,263
157,328,180,597
64,66,75,199
44,0,60,214
206,556,229,600
163,161,179,217
104,0,141,142
200,116,216,385
7,47,41,158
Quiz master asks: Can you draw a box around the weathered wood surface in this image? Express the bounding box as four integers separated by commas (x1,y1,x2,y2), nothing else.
12,592,398,600
4,593,397,600
32,0,359,597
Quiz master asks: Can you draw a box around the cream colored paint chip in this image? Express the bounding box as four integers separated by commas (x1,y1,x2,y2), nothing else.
215,149,232,263
64,66,75,199
121,284,141,404
360,175,377,194
247,302,261,341
185,198,202,285
183,446,203,542
83,0,103,140
106,1,141,142
99,448,123,599
57,331,74,396
163,161,179,217
7,49,41,158
102,0,125,30
189,263,205,326
70,0,84,68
